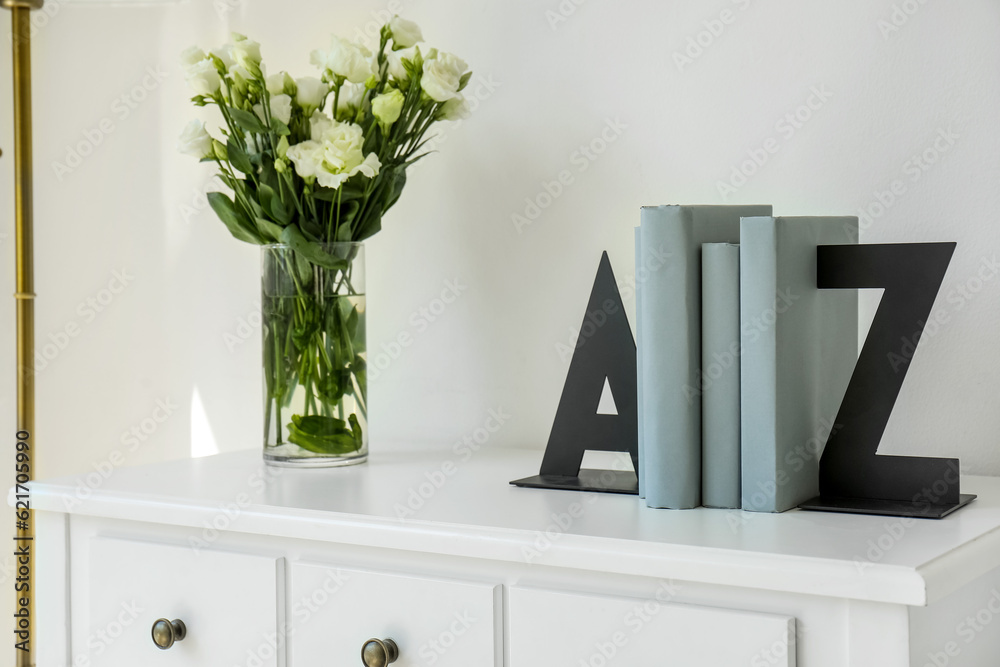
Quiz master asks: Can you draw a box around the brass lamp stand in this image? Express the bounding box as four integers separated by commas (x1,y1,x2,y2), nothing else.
2,1,41,666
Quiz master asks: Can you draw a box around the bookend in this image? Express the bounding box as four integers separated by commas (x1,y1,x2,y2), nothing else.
511,252,639,494
799,243,976,518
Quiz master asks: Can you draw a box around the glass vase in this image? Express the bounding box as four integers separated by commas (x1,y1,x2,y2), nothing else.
261,243,367,467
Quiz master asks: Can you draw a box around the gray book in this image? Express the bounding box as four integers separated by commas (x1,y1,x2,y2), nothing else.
638,204,772,509
739,216,858,513
701,243,741,509
635,227,645,498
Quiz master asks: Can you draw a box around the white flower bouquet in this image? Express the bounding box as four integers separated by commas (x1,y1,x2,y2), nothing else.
179,16,471,252
179,18,472,464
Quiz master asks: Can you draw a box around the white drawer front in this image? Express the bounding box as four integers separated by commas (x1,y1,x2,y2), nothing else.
289,562,500,666
509,587,795,667
83,537,282,666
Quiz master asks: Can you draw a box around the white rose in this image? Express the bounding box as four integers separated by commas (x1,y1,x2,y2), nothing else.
231,64,252,82
372,88,405,124
269,94,293,125
186,59,221,96
229,64,254,96
266,71,291,96
314,36,375,84
287,118,381,190
177,119,213,158
387,47,415,82
232,38,262,69
440,95,470,121
210,44,235,69
309,110,334,140
286,141,325,181
180,46,207,69
420,51,468,102
296,76,328,109
389,16,423,49
253,93,293,125
335,82,366,119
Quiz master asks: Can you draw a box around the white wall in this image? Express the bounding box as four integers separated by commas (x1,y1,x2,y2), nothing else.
1,0,999,659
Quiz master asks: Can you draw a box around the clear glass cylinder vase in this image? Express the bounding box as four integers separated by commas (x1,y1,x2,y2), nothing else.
261,243,367,467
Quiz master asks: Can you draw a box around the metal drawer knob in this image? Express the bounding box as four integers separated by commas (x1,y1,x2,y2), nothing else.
361,637,398,667
151,618,187,650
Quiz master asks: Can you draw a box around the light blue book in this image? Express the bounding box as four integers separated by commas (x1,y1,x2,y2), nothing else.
701,243,741,509
739,216,858,513
635,228,645,498
638,204,772,509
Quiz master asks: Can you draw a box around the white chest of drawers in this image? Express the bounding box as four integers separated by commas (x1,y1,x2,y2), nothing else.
30,446,1000,667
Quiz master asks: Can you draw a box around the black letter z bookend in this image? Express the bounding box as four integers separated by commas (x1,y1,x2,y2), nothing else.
799,243,976,518
511,251,639,494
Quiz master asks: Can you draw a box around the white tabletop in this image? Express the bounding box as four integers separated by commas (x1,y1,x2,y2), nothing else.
28,444,1000,606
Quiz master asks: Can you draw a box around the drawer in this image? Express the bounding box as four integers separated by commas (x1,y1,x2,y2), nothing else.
81,537,282,666
289,562,500,666
509,586,795,666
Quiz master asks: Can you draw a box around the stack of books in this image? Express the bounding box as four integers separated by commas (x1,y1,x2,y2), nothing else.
636,206,858,512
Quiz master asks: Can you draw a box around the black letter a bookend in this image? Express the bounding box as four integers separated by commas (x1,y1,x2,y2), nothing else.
511,252,639,494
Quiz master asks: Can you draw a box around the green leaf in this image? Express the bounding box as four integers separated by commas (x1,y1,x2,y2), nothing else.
287,414,359,454
293,249,313,285
260,157,280,191
351,355,367,392
255,217,284,243
402,56,418,78
335,220,354,242
355,210,382,242
340,182,365,201
207,192,263,244
313,181,365,203
311,187,337,202
227,137,254,174
316,370,345,404
246,194,264,219
270,117,291,136
336,300,355,361
345,305,359,339
348,413,364,451
384,168,407,211
280,225,349,271
218,171,238,190
298,217,324,241
259,183,277,215
229,107,268,134
270,196,291,225
331,201,361,242
458,70,473,92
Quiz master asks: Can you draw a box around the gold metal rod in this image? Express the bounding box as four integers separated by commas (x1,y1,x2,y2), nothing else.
4,2,41,665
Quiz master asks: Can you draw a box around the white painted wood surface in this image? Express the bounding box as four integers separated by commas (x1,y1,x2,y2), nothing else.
288,563,500,667
80,537,282,666
508,586,795,666
27,446,1000,605
29,445,1000,666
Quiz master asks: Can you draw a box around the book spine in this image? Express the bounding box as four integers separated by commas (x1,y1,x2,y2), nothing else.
635,226,645,498
639,207,700,509
701,243,741,509
740,217,779,512
740,216,859,512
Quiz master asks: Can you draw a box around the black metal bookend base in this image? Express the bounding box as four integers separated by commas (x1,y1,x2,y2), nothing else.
511,469,639,495
798,494,976,519
510,251,639,496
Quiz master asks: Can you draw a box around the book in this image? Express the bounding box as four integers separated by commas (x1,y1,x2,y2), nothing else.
701,243,741,509
635,227,645,498
638,204,772,509
739,216,858,513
